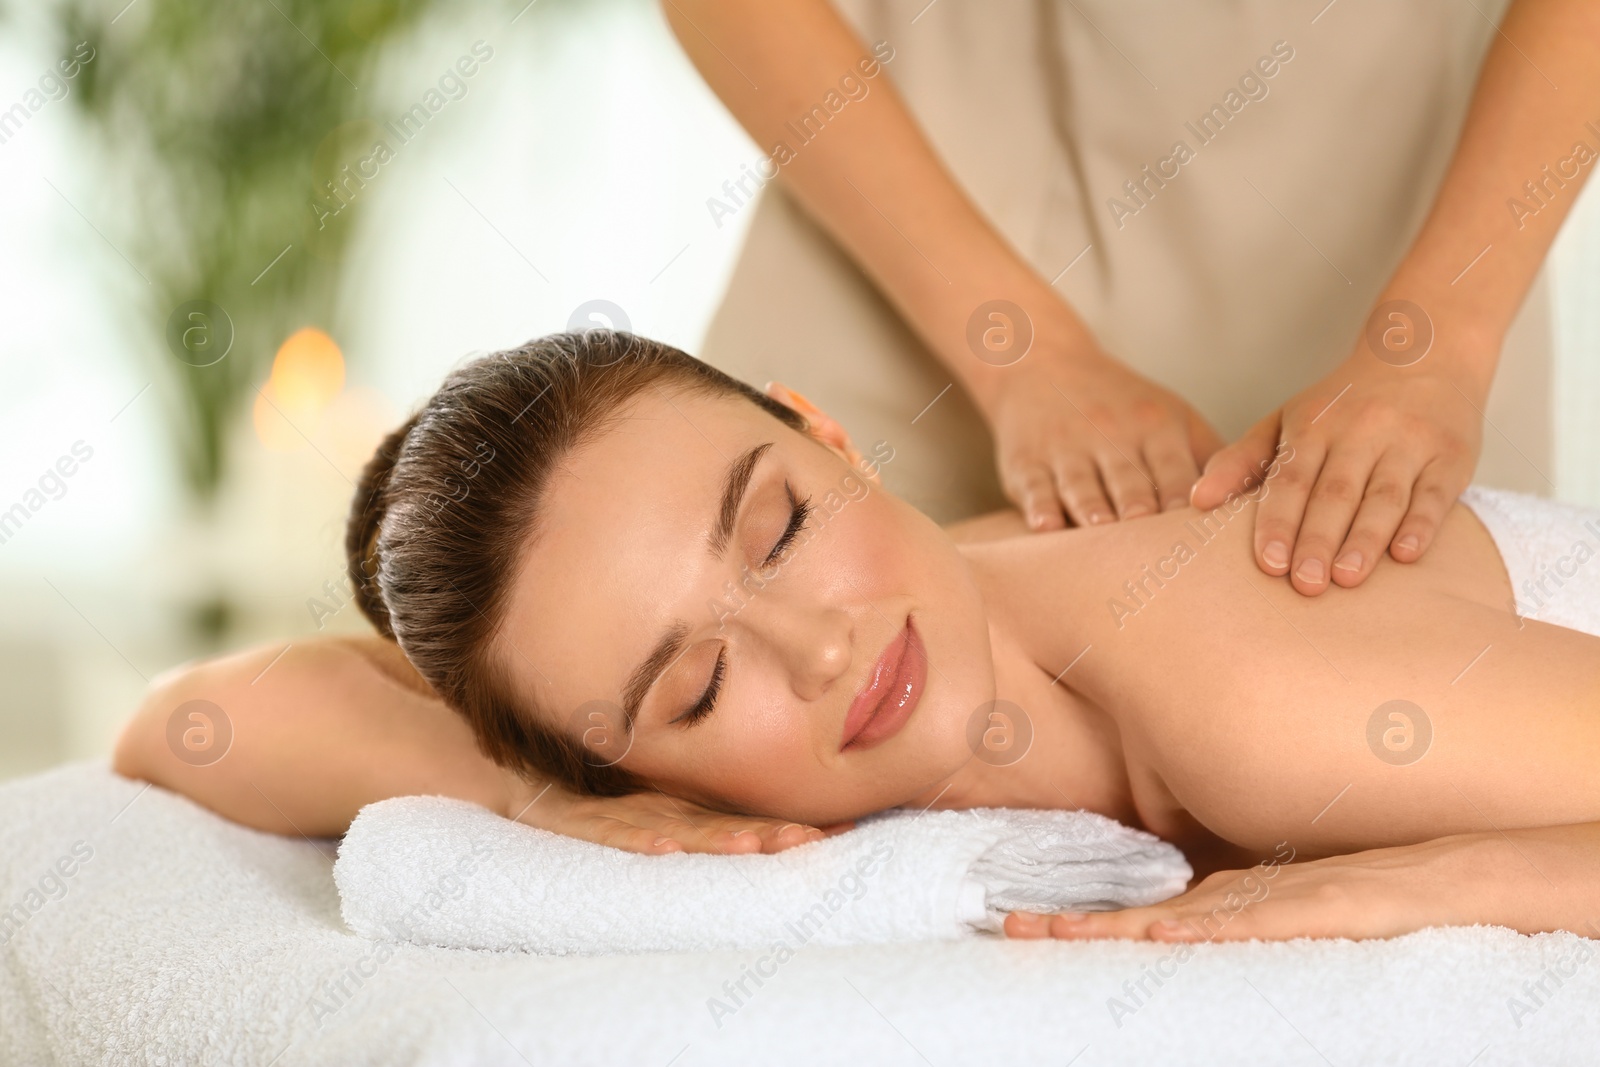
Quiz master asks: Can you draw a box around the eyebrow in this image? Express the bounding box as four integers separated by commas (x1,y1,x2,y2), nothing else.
620,441,773,733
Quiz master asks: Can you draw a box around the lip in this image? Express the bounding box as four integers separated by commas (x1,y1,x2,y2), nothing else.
839,614,927,752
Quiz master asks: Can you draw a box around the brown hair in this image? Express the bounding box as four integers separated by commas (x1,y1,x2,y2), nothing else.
345,330,807,796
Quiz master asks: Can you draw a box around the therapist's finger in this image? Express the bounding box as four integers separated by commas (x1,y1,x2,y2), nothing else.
1051,456,1116,527
1189,410,1281,511
1187,409,1227,470
1095,446,1160,520
1143,423,1203,511
1288,449,1377,596
1390,459,1459,564
1005,463,1069,532
1328,452,1416,587
1252,435,1326,579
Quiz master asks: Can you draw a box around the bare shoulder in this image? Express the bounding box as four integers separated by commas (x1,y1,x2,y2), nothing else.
326,633,438,699
1410,499,1516,611
942,507,1032,545
1073,496,1515,613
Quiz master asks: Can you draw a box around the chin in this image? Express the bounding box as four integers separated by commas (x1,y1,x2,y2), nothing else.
839,699,981,817
895,714,980,805
719,767,937,826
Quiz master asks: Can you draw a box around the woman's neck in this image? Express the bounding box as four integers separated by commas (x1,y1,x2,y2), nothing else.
901,533,1141,825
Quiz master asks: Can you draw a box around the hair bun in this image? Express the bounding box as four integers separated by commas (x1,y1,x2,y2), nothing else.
345,412,420,639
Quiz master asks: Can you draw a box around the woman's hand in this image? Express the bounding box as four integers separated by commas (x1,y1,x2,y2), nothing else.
1190,344,1488,596
1006,824,1600,943
1005,838,1469,943
982,346,1224,532
506,775,855,856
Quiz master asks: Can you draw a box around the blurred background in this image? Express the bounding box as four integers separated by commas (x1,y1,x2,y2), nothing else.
0,0,1597,781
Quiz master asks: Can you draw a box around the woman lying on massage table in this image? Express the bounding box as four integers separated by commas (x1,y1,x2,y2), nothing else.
112,332,1600,944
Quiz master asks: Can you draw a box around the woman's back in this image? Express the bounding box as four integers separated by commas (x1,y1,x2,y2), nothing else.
968,491,1600,859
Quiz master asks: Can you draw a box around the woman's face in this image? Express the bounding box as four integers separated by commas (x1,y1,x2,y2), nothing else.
496,384,998,824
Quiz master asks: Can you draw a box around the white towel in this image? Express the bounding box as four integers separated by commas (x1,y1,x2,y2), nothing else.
12,761,1600,1066
1460,485,1600,635
333,799,1191,955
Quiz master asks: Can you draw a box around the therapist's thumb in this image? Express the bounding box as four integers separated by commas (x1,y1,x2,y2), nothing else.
1189,412,1281,510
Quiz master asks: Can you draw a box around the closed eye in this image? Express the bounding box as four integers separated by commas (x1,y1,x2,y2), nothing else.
763,481,812,568
672,646,725,727
671,483,809,728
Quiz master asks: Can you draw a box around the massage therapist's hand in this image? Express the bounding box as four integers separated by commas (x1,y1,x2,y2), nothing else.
982,344,1224,532
1189,348,1487,596
662,0,1224,532
504,775,854,856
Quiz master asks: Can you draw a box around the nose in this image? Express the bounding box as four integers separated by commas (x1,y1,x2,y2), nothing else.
743,592,853,702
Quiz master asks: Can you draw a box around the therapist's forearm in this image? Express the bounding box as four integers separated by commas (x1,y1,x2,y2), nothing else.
661,0,1088,412
1379,0,1600,394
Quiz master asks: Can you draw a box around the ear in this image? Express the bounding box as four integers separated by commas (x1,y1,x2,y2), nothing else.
764,381,881,485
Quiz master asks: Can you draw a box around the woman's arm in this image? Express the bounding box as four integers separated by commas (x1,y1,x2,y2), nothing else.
112,635,837,851
1007,822,1600,942
112,636,511,837
663,0,1221,528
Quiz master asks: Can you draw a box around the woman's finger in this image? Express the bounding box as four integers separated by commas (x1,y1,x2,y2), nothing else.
649,822,760,854
592,821,688,855
687,814,824,854
606,794,812,854
717,813,837,852
1007,908,1160,941
1288,446,1379,596
1329,451,1416,587
707,818,849,855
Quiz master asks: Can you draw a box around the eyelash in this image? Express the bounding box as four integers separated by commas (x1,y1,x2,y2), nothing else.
677,648,726,727
763,482,813,568
676,482,812,728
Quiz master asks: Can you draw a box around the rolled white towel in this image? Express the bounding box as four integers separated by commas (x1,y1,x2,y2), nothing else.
333,797,1192,956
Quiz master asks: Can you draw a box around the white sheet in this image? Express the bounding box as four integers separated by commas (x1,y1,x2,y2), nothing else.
3,760,1598,1066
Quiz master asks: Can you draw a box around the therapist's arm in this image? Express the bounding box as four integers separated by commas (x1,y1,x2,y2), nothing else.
662,0,1222,529
1192,0,1600,596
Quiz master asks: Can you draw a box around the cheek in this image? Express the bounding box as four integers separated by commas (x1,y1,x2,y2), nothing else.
859,495,999,750
820,484,918,580
631,686,820,813
716,723,820,813
837,488,973,631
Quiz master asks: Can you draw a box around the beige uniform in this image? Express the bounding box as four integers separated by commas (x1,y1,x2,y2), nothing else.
698,0,1552,523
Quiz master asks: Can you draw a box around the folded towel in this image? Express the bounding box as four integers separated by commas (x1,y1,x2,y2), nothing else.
334,799,1191,955
1460,485,1600,636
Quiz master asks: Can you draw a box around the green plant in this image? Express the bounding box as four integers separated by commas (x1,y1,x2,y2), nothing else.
39,0,457,505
